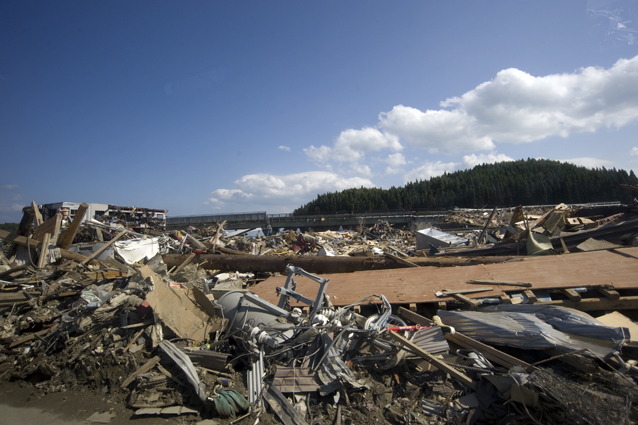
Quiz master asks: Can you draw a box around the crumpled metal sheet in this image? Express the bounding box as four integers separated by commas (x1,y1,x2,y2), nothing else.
437,304,627,357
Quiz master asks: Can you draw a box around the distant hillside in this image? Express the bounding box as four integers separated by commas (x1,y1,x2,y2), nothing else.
294,159,638,214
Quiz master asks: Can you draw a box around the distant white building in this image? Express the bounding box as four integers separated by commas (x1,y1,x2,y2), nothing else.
37,202,167,228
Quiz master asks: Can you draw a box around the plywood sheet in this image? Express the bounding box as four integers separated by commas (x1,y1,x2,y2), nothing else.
251,247,638,307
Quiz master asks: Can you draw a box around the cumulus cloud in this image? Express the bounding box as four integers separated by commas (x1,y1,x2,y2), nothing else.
329,55,638,157
304,127,402,164
209,171,374,211
278,145,291,152
562,157,614,168
385,153,407,167
402,151,513,183
462,152,514,168
403,160,457,183
631,147,638,156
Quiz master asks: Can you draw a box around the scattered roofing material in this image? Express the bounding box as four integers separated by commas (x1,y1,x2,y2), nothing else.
437,305,628,358
416,227,468,250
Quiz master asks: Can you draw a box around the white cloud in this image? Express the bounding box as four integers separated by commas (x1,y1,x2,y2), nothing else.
631,147,638,156
209,171,374,212
402,151,513,182
278,145,291,152
403,160,457,183
349,164,373,177
304,127,402,164
562,157,614,168
333,55,638,156
385,153,407,167
462,152,514,168
2,184,18,190
0,203,24,212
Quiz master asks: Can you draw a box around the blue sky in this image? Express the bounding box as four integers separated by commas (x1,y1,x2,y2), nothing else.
1,0,638,222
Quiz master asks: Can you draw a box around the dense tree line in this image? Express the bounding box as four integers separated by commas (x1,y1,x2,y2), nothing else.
294,159,638,215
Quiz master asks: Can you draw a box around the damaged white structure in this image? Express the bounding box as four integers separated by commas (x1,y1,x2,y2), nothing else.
416,227,468,250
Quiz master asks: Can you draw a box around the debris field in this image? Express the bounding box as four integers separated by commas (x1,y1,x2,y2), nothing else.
1,200,638,424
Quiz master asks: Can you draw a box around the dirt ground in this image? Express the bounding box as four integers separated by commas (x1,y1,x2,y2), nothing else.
0,380,196,425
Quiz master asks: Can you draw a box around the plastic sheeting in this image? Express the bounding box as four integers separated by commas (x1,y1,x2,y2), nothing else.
114,237,160,264
437,304,627,358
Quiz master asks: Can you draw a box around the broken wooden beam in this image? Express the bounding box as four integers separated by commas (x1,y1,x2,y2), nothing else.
120,356,161,388
31,201,43,226
389,331,475,390
0,229,89,264
59,202,89,249
79,229,128,265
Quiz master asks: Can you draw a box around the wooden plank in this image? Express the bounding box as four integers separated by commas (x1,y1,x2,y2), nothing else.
384,252,420,268
37,233,51,269
451,293,480,308
59,203,89,249
31,201,43,226
389,331,475,390
0,229,89,263
439,287,492,296
524,290,537,304
79,230,128,265
500,294,512,304
172,253,196,275
594,286,620,300
561,288,582,302
120,356,160,388
560,237,569,254
33,214,61,245
397,307,433,326
445,332,535,372
467,279,532,288
537,296,638,311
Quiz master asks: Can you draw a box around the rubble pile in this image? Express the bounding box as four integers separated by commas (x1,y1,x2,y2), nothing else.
0,200,638,424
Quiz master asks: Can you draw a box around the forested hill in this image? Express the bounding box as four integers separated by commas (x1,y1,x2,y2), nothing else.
294,159,638,215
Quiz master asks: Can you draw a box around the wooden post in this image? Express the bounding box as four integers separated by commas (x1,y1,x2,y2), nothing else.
37,233,51,269
59,202,89,249
31,201,43,226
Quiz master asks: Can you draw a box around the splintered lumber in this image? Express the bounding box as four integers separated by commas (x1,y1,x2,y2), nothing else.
120,356,161,388
477,207,498,245
162,254,519,274
79,229,128,265
33,214,61,245
0,229,89,263
389,331,475,390
31,201,43,226
59,202,89,249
